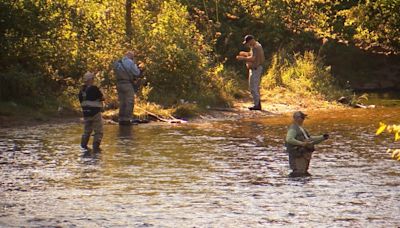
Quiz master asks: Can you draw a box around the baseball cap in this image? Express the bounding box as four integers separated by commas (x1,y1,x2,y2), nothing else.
242,35,254,44
293,111,308,119
83,72,95,81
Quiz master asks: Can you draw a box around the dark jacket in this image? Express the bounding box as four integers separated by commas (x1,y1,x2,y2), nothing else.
78,85,103,117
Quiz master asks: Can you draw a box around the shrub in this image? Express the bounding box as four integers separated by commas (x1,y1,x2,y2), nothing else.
261,50,345,102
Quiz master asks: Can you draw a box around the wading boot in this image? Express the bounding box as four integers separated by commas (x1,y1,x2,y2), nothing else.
93,141,101,152
81,135,90,149
119,120,131,126
304,172,312,177
248,102,262,111
289,172,303,178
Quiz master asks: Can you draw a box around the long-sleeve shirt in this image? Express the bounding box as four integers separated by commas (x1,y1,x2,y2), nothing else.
114,57,141,83
286,125,325,146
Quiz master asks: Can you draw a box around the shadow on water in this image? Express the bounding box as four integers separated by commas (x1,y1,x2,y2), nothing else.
0,108,399,227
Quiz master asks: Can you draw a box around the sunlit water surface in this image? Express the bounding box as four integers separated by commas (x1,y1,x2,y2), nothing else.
0,108,399,227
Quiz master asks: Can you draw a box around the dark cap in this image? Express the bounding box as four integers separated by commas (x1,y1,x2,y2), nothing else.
242,35,254,44
293,111,307,119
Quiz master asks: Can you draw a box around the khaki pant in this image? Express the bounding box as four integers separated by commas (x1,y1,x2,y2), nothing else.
249,66,263,106
288,151,312,175
117,83,134,122
81,112,103,148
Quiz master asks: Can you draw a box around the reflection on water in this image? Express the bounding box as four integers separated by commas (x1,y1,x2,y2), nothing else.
0,108,399,227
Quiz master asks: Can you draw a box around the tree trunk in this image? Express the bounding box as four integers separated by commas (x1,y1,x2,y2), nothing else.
125,0,133,42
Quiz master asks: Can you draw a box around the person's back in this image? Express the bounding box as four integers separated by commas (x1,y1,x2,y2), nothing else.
113,56,141,83
251,41,265,69
113,51,141,125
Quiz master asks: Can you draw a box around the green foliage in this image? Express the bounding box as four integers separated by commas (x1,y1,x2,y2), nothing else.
135,0,209,103
1,0,398,114
129,0,233,106
262,50,344,101
0,0,125,103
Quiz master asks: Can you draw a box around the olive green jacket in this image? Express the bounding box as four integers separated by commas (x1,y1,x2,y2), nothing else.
285,124,325,153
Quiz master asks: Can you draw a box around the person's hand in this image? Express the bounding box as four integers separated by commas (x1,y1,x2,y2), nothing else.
236,55,242,61
323,134,329,140
138,61,145,70
302,141,311,147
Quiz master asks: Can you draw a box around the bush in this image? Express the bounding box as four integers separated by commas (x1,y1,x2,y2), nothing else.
261,50,345,102
130,0,233,107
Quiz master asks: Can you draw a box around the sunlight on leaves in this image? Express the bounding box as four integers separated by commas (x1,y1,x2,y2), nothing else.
395,132,400,141
378,123,400,161
375,122,387,135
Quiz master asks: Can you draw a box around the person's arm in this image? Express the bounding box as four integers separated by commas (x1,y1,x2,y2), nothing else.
310,135,328,144
286,128,306,146
239,51,251,57
78,90,83,103
122,58,141,77
237,52,256,62
94,86,104,101
243,48,256,62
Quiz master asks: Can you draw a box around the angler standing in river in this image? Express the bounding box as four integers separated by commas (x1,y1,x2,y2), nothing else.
78,72,104,151
113,51,142,125
285,111,329,177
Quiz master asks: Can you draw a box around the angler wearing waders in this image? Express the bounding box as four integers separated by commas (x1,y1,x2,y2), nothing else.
113,51,141,125
285,111,329,177
78,72,104,151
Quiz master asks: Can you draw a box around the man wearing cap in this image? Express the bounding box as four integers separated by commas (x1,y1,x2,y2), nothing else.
236,35,265,110
113,51,141,125
285,111,329,177
78,72,104,150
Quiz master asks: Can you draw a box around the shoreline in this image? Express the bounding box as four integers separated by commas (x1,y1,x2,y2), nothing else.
0,99,348,128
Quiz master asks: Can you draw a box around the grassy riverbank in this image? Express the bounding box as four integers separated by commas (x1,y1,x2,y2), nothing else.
0,50,349,127
0,91,347,128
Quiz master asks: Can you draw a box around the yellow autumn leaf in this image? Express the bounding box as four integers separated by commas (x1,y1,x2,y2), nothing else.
375,122,387,135
395,132,400,141
391,150,400,159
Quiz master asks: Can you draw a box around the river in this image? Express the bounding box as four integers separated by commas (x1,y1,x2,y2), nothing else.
0,107,399,227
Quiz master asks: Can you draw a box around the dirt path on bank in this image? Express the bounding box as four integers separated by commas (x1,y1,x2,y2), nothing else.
195,98,339,122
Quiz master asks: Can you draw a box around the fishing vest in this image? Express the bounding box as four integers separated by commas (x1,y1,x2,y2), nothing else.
286,124,311,154
81,89,102,108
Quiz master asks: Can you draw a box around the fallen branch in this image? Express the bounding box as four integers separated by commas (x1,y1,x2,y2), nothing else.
136,107,187,124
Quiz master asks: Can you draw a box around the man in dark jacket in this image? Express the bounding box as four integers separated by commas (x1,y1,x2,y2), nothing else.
285,111,329,177
78,72,104,150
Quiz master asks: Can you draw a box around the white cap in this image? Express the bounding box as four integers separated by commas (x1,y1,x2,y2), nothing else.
83,72,95,81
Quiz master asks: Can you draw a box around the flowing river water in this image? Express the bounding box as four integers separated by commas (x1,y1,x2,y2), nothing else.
0,108,399,227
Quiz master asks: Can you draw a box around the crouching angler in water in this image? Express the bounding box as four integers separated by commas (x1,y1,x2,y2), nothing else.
285,111,329,177
78,72,104,151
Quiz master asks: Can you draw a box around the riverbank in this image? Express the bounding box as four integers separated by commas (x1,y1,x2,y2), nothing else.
0,96,347,128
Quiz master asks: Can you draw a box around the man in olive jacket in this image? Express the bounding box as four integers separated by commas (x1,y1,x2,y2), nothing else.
285,111,329,177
